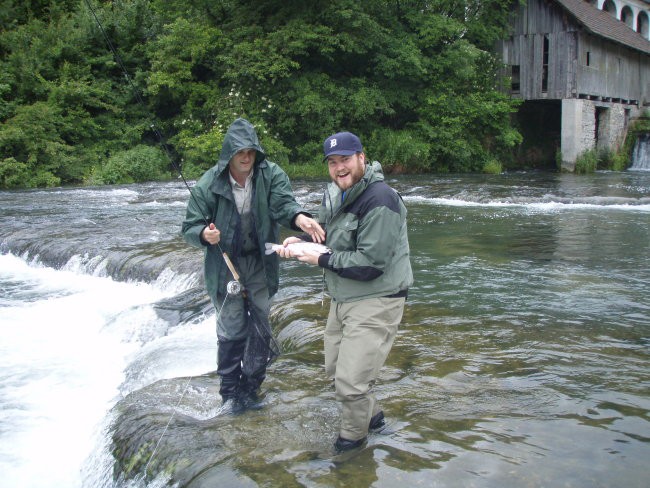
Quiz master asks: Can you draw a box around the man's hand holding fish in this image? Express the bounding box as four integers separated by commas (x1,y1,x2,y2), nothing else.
268,237,330,265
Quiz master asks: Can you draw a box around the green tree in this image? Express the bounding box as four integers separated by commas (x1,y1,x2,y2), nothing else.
0,0,521,188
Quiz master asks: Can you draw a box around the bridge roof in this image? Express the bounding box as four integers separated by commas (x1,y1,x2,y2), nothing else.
555,0,650,54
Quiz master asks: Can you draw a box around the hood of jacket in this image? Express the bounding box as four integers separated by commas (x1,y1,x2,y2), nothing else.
344,160,384,200
215,118,266,176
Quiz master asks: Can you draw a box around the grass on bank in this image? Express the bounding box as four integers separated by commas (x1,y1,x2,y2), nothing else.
281,162,329,180
86,157,502,187
565,115,650,174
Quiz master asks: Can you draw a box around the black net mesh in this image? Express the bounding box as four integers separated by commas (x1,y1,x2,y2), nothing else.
241,292,281,375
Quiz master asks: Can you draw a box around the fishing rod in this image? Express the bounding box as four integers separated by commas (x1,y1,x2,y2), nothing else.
83,0,281,342
83,0,197,204
84,1,234,475
84,0,244,285
84,2,281,316
84,0,284,476
85,0,215,228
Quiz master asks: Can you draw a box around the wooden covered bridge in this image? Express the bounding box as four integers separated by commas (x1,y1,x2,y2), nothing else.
497,0,650,170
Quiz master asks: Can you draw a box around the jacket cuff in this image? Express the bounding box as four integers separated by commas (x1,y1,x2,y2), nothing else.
199,225,210,246
318,253,332,268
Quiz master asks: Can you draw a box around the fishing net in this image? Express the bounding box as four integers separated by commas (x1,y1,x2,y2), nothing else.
241,290,281,373
219,251,281,395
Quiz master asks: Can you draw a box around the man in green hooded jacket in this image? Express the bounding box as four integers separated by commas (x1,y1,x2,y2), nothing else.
275,131,413,452
182,118,324,414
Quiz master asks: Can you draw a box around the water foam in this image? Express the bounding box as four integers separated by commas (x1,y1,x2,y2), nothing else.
0,253,175,488
403,195,650,212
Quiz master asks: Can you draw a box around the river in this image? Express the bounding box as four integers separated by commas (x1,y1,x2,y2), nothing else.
0,170,648,487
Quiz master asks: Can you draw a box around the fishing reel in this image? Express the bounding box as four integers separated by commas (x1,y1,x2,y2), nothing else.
226,280,242,296
222,253,243,296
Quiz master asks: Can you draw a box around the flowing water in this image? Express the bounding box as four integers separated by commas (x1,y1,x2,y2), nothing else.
0,171,649,488
630,133,650,171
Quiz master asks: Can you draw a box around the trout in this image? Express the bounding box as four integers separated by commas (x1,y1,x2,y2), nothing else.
264,242,331,256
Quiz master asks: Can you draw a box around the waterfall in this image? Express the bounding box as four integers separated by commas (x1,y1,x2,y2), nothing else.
629,133,650,171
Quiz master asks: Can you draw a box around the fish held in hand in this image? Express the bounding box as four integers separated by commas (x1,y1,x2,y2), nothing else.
265,242,332,256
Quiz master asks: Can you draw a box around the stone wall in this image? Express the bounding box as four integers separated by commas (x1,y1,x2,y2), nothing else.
561,98,642,170
581,101,597,152
599,104,627,150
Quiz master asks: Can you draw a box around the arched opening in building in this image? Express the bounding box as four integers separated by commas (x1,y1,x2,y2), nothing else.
602,0,618,18
638,11,650,39
621,6,634,29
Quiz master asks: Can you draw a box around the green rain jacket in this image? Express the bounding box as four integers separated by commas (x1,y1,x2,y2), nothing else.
181,118,306,304
316,161,413,303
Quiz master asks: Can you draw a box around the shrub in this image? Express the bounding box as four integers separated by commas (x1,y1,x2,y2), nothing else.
259,133,290,167
610,152,628,172
574,149,598,174
597,148,628,172
171,126,224,175
367,128,430,173
98,145,169,185
482,159,502,174
0,157,31,189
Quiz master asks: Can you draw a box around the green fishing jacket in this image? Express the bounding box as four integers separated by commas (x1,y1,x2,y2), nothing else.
317,161,413,303
181,118,306,303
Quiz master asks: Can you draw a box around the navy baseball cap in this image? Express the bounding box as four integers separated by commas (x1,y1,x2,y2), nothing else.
323,131,363,159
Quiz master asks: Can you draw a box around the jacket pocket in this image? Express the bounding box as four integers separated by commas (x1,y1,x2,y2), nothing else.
342,219,358,232
335,218,358,249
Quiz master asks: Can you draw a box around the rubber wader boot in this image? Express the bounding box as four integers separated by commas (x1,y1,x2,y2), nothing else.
369,411,385,431
239,325,271,408
238,372,266,409
334,411,385,452
215,338,246,415
334,435,367,453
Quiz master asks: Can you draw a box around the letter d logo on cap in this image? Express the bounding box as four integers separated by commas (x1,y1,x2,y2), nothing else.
323,131,362,159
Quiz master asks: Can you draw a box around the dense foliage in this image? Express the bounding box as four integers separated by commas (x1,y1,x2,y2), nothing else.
0,0,521,188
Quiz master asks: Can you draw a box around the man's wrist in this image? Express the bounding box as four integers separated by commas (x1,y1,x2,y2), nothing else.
292,212,311,230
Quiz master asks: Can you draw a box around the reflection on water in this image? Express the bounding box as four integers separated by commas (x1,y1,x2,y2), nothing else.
0,172,649,487
265,172,649,487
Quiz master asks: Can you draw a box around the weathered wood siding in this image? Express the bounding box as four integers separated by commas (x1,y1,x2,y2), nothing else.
497,0,579,99
496,0,649,103
577,33,647,101
509,0,569,35
498,31,577,98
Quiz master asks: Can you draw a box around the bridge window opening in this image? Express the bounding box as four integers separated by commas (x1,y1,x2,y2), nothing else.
638,12,649,38
595,106,609,150
602,0,617,18
542,35,549,92
621,6,634,29
586,51,591,67
511,65,520,93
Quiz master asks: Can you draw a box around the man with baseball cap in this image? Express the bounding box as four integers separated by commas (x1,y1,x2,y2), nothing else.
275,130,413,453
